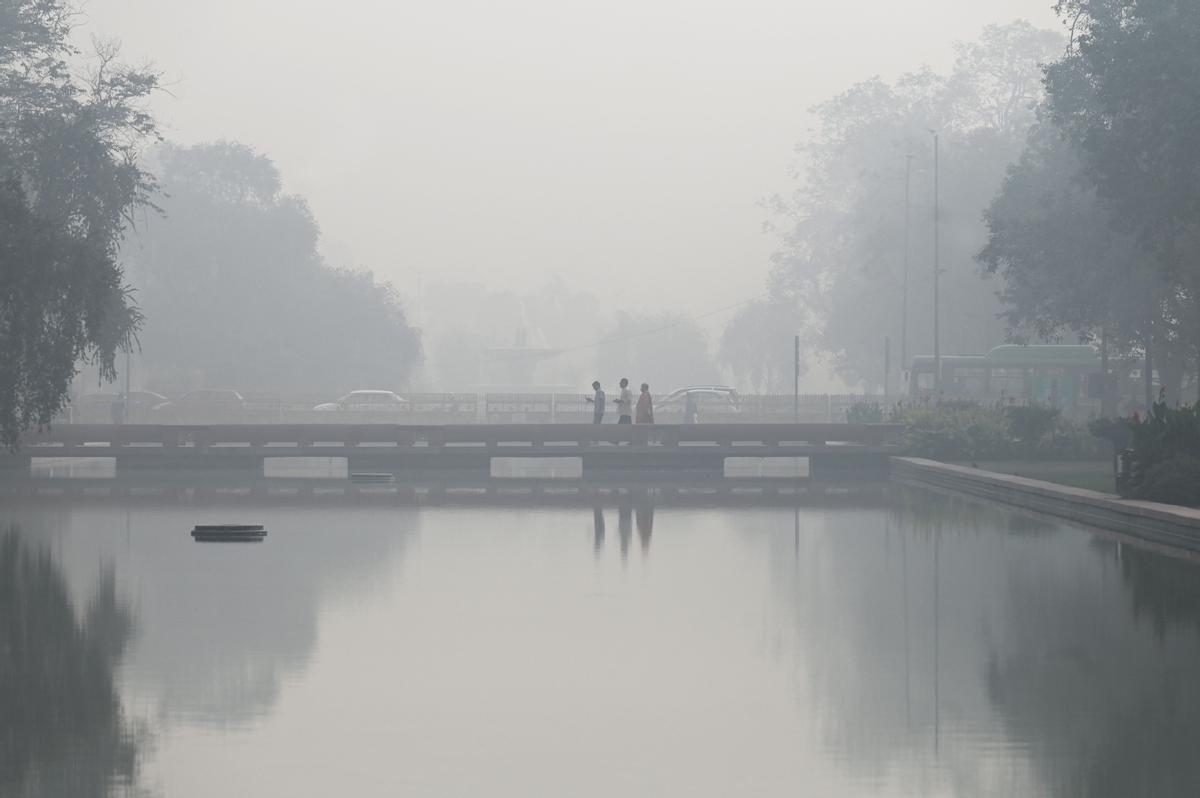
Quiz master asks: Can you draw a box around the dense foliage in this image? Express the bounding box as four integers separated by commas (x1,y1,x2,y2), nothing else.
0,2,159,446
1093,403,1200,504
982,0,1200,405
882,401,1104,462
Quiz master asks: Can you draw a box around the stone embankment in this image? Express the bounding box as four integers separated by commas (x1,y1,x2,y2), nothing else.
891,457,1200,553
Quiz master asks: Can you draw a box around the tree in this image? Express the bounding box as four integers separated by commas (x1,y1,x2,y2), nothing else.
718,298,804,393
769,22,1062,389
596,312,720,392
124,142,420,393
947,21,1064,137
976,1,1200,406
978,117,1185,405
1047,0,1200,247
1045,0,1200,382
0,2,159,446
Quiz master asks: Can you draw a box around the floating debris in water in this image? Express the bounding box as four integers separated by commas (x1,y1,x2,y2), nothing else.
350,472,395,483
192,524,267,543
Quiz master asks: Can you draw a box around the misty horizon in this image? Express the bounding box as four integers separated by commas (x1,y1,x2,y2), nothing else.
90,0,1059,322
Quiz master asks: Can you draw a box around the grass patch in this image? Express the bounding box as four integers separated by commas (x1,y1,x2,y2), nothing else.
953,460,1115,494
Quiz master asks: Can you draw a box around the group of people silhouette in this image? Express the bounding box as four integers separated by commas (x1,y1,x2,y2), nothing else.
586,378,655,424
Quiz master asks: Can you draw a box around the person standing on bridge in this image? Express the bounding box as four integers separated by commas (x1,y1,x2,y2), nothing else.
616,378,634,425
636,383,654,424
585,381,606,424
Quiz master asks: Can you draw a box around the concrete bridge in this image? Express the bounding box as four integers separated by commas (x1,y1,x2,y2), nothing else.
4,423,902,477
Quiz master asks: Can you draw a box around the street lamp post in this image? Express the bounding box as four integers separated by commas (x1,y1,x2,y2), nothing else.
902,153,912,372
930,131,941,397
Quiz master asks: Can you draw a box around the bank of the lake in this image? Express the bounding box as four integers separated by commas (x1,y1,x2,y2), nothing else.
950,459,1114,493
892,457,1200,554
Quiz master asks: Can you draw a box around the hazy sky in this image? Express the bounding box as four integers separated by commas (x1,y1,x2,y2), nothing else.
87,0,1060,324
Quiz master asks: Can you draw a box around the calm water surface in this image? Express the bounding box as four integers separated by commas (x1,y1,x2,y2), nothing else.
3,485,1200,797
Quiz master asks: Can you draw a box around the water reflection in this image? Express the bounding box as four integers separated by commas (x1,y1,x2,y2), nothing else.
592,506,605,557
0,504,417,731
636,501,654,556
986,539,1200,798
618,503,633,561
590,494,656,562
765,488,1200,797
118,508,415,726
0,527,147,798
7,482,1200,796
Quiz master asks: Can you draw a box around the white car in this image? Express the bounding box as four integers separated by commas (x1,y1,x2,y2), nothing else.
658,387,741,422
660,386,741,408
314,390,408,412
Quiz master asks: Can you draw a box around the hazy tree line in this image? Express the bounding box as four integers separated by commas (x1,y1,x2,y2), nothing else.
124,142,420,395
0,0,419,445
766,21,1062,389
765,4,1200,406
9,1,1200,445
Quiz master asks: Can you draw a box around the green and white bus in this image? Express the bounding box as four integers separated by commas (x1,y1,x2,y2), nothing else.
908,345,1103,411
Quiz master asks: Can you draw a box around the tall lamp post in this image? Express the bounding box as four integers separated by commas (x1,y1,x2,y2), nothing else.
929,130,941,396
902,153,912,389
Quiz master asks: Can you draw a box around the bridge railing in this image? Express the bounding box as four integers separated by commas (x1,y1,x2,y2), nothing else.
15,423,903,452
56,392,875,426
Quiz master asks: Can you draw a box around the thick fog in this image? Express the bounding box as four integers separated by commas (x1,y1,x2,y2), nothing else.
90,0,1054,314
9,0,1091,411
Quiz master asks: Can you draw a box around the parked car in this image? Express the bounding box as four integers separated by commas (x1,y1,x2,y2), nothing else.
153,389,248,423
313,390,408,412
70,391,169,423
658,386,741,422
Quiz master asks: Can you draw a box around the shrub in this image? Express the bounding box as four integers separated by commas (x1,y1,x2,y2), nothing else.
1136,455,1200,507
892,400,1104,462
1005,404,1060,445
1104,402,1200,499
897,402,1014,461
1040,414,1106,459
847,402,884,423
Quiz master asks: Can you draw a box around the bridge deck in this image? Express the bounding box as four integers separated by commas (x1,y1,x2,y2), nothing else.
6,423,902,475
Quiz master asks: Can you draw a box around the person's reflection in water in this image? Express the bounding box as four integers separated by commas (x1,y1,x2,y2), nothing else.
592,506,606,558
635,498,655,557
618,500,633,563
0,527,146,797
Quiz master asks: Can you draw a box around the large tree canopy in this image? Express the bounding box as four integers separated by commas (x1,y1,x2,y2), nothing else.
979,1,1200,405
0,1,159,446
124,141,421,394
979,119,1158,346
1043,0,1200,386
1047,0,1200,255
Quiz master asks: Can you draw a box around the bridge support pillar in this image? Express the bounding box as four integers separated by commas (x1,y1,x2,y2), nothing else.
0,455,31,474
348,452,491,477
808,454,890,481
581,451,726,476
116,454,264,474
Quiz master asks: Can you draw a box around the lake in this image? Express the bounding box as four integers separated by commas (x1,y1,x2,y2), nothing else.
3,482,1199,797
